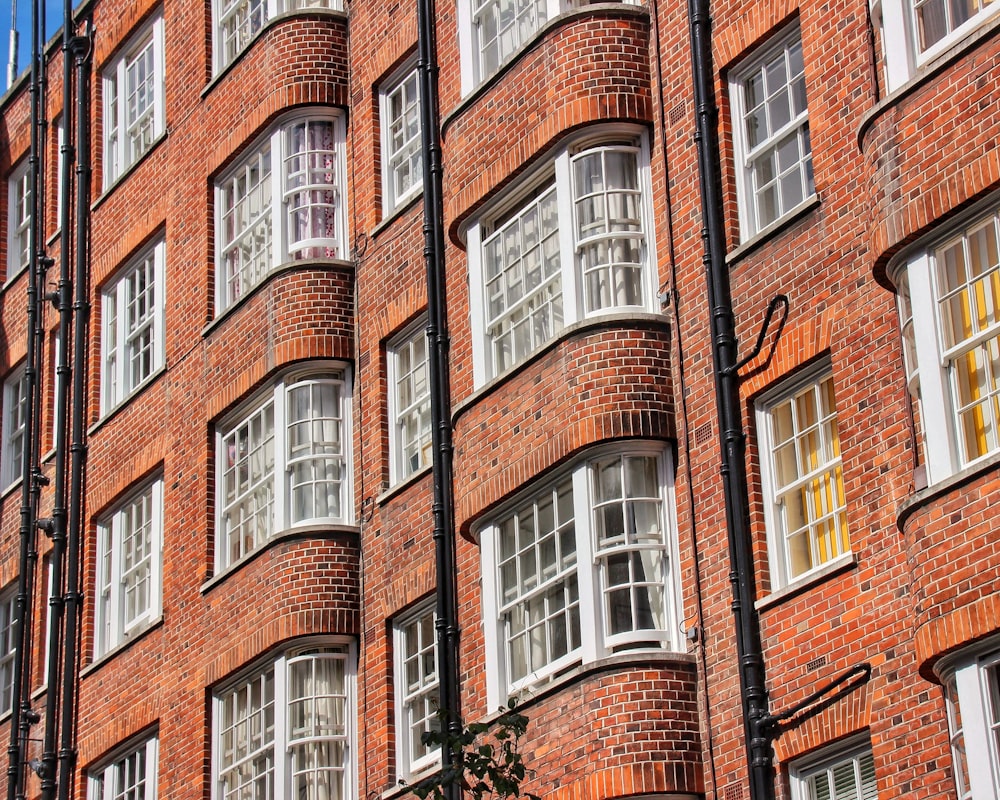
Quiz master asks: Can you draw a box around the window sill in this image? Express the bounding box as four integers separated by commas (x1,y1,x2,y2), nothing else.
859,12,1000,148
384,761,443,799
453,311,668,428
755,552,857,611
202,8,348,97
2,262,29,292
82,615,165,676
442,2,649,135
372,190,423,238
378,464,433,505
726,194,821,266
496,648,696,714
203,257,354,338
896,448,1000,532
202,522,360,593
87,365,168,438
1,477,22,501
91,131,168,212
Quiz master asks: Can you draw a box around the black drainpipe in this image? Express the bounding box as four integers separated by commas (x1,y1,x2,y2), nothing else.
6,0,47,793
415,0,462,795
56,23,92,800
687,1,776,799
39,7,84,798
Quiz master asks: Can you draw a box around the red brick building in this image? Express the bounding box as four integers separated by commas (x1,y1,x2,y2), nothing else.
0,0,997,796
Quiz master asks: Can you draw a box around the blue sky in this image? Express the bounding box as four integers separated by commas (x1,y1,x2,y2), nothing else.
0,0,67,91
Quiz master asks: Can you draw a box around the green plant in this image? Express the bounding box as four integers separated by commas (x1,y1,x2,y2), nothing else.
402,701,541,800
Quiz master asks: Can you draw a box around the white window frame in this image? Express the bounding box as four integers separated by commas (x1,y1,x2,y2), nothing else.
102,14,165,188
892,199,1000,486
215,365,353,572
757,366,850,590
730,24,814,242
478,443,680,707
214,110,347,314
2,364,28,490
211,638,356,800
0,584,16,716
87,735,159,800
94,477,164,657
212,0,344,74
7,159,31,278
388,320,432,485
101,239,166,414
467,128,657,386
393,601,440,781
789,737,879,800
874,0,1000,92
941,645,1000,800
380,63,423,216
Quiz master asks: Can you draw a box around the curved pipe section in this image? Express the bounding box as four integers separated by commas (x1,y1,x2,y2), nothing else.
860,36,1000,274
442,8,653,240
452,319,674,535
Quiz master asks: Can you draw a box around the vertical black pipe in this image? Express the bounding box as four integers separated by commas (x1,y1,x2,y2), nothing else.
415,0,462,791
6,0,46,794
56,26,91,800
39,4,78,795
687,1,776,799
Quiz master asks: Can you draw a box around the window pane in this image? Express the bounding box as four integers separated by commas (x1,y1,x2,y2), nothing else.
766,374,849,583
287,378,346,523
482,184,563,374
284,118,340,259
496,478,579,684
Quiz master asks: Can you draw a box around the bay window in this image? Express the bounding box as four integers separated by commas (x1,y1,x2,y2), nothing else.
213,0,344,74
213,640,355,800
467,130,655,385
216,366,352,571
940,643,1000,800
873,0,1000,92
457,0,638,92
757,367,850,589
103,14,165,187
892,199,1000,485
478,444,679,706
215,111,346,313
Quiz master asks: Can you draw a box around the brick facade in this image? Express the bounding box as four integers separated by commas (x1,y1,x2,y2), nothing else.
0,0,996,797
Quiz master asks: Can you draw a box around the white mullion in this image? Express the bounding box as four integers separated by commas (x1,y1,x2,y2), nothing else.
911,252,960,480
274,653,288,799
481,523,502,708
153,241,165,375
110,511,124,648
273,127,287,265
574,465,599,662
145,737,158,800
150,480,163,621
152,18,165,138
554,150,579,324
273,381,288,533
